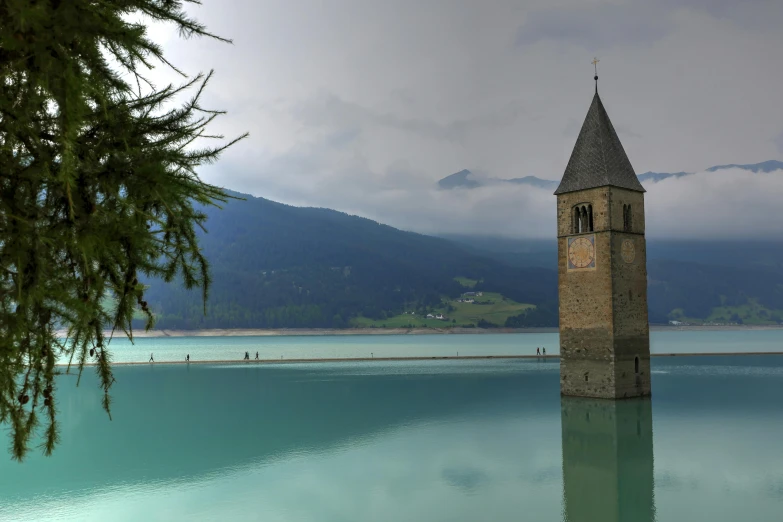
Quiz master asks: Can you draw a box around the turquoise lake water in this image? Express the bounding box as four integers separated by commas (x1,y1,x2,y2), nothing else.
2,332,783,521
53,329,783,364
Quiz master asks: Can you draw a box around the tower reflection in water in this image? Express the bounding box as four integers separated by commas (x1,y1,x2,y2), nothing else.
561,398,655,522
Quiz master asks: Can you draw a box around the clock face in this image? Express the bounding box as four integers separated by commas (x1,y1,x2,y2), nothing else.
567,235,596,270
621,239,636,263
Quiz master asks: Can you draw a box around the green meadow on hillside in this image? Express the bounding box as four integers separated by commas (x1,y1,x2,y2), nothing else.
453,276,479,288
352,290,534,328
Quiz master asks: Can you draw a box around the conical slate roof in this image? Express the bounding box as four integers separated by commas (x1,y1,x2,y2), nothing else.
554,93,645,195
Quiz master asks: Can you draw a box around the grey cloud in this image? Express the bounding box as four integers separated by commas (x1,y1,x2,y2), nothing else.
389,88,417,108
515,0,783,50
292,94,528,144
775,131,783,154
660,0,783,30
562,118,582,139
614,124,641,140
516,5,674,48
143,0,783,241
323,127,361,149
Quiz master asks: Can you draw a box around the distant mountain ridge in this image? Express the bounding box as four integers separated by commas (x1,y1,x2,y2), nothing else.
437,169,557,190
705,160,783,173
638,159,783,184
437,160,783,190
437,169,480,189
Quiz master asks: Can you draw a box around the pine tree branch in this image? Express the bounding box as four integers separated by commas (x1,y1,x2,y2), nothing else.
0,0,248,460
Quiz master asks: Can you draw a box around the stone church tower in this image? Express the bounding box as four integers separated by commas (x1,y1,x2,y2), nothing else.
555,79,651,399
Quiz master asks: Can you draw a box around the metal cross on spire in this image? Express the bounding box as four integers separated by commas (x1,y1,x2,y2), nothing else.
592,57,600,93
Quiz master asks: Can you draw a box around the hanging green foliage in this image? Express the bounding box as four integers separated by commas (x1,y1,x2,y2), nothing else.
0,0,247,460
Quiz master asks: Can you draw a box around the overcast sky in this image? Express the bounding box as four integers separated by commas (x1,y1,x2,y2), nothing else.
141,0,783,239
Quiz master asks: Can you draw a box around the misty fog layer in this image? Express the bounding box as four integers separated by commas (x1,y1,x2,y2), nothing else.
240,167,783,240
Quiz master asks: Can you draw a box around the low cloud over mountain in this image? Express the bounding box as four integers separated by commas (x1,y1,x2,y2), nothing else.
406,160,781,240
436,160,783,191
229,157,783,241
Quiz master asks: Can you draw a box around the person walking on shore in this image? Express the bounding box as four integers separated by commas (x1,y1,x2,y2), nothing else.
186,354,190,362
542,347,546,356
536,347,540,356
255,352,259,360
149,353,154,363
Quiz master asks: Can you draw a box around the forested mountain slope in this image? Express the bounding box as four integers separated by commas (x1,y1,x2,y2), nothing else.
138,192,783,329
444,235,783,325
140,192,556,328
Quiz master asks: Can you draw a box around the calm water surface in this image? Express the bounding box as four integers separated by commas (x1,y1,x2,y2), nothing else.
2,351,783,521
53,329,783,363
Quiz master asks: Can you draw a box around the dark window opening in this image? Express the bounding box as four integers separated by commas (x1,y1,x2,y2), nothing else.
634,356,640,374
573,204,594,234
623,204,632,232
584,373,589,382
588,204,594,231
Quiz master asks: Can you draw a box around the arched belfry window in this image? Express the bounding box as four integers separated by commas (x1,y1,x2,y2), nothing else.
572,204,594,234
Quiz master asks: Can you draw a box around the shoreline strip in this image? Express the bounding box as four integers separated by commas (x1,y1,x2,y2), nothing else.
55,351,783,368
53,325,783,339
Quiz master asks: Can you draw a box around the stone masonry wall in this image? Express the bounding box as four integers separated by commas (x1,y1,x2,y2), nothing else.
610,188,651,398
557,187,651,399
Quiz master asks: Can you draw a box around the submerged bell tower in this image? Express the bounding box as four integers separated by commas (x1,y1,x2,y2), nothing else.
555,63,651,399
